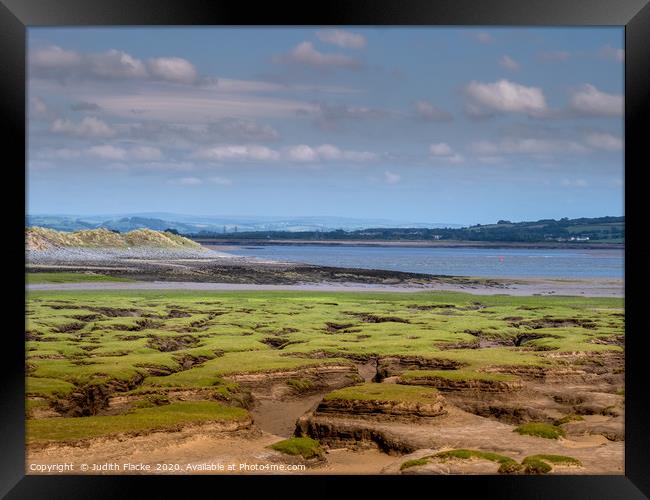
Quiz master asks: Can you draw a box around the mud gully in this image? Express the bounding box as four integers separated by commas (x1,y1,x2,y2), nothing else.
26,293,624,475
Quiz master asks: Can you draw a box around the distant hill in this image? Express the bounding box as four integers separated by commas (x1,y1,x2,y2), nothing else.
189,216,624,244
26,227,202,252
26,214,460,234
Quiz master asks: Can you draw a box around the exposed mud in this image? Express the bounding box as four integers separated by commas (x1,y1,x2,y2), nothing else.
398,376,524,393
315,395,447,419
324,322,359,334
49,372,147,417
230,364,363,437
146,335,201,352
89,307,142,317
346,313,411,324
374,356,465,381
54,322,86,333
105,319,163,332
27,351,624,474
509,317,597,330
259,337,303,350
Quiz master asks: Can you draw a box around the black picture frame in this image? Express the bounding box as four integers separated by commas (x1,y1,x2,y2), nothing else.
2,0,647,497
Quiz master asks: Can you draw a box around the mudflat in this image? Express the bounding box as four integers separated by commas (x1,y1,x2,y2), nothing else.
26,287,624,475
27,248,622,298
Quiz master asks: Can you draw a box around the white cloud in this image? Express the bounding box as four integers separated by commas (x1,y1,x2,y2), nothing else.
87,49,148,80
86,144,127,160
600,45,624,62
60,144,164,162
174,177,203,186
414,100,453,122
28,160,55,170
315,144,377,162
499,55,519,71
585,132,623,151
276,42,359,69
192,143,377,163
70,101,102,112
193,145,280,162
30,46,146,81
115,119,280,148
92,91,317,121
50,117,115,138
286,144,319,162
147,57,198,84
474,32,493,44
429,143,463,164
446,154,464,164
46,148,82,160
286,144,377,163
30,46,198,84
30,45,82,68
312,144,341,160
137,161,195,172
30,96,48,117
201,77,360,95
207,118,280,142
130,146,163,161
429,143,453,156
209,176,232,186
471,138,588,156
465,79,547,117
569,84,623,117
316,29,367,49
384,171,401,184
302,102,388,130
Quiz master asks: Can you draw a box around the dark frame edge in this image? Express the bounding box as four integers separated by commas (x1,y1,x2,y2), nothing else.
0,0,26,498
0,0,648,26
1,0,648,498
624,2,650,497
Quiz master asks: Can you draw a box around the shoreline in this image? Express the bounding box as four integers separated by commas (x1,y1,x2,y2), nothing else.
27,278,624,297
199,240,624,250
26,245,623,298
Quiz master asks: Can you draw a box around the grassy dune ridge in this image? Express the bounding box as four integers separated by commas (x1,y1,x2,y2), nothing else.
26,227,202,251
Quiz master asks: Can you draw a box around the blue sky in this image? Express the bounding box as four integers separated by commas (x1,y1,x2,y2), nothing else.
27,27,624,225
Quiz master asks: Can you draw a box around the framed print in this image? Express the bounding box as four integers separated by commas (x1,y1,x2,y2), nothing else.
1,0,648,498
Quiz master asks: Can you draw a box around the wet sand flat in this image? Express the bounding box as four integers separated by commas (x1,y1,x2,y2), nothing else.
27,278,623,297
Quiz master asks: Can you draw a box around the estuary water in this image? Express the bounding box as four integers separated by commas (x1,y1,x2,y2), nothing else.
209,244,624,279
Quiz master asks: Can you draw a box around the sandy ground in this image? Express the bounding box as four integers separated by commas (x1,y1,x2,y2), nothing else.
27,278,624,297
26,427,398,475
26,405,623,475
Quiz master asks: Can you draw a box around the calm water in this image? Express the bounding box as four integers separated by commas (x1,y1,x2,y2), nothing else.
210,244,624,279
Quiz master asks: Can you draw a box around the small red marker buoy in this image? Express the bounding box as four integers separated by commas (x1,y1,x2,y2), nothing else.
499,256,504,262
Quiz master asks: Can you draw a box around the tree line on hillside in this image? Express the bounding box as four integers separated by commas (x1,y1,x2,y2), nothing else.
179,216,624,243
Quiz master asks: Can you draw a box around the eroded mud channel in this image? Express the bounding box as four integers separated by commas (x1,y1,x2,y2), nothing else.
26,291,625,474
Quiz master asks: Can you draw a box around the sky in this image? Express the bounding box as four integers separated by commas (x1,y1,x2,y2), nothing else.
27,27,624,225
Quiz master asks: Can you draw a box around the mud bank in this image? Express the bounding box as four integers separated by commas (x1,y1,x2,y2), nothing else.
27,350,624,475
27,278,623,297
